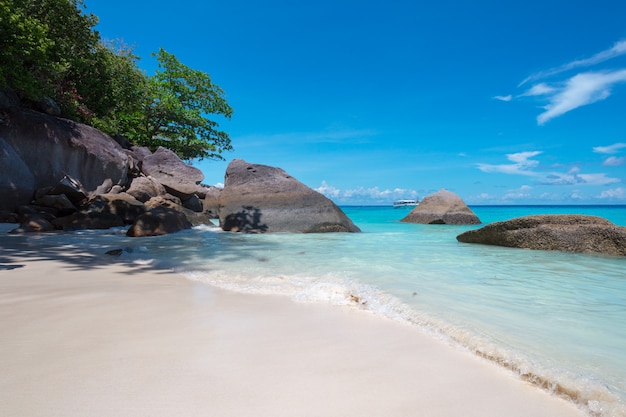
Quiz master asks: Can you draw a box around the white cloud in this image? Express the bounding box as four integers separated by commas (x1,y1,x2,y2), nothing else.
494,94,512,102
477,151,542,175
520,83,556,97
541,169,621,186
593,142,626,154
316,181,419,203
598,187,625,199
603,156,626,166
477,153,621,187
536,70,626,125
503,185,534,200
577,173,621,186
520,39,626,86
316,180,341,197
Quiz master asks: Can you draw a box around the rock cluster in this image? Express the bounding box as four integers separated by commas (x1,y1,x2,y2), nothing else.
0,106,360,236
219,159,360,233
401,189,480,225
0,107,220,237
456,215,626,257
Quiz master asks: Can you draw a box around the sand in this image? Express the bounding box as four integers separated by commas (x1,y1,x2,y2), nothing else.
0,237,586,417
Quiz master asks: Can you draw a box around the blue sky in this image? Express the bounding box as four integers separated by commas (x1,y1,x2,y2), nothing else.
87,0,626,205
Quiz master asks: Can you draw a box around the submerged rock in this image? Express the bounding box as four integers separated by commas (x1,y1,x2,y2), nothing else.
218,159,360,233
456,214,626,257
401,189,480,225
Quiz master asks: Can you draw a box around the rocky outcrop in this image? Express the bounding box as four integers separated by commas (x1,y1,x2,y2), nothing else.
0,106,129,203
0,138,35,210
218,159,360,233
141,147,204,199
0,106,218,236
456,215,626,257
401,189,480,225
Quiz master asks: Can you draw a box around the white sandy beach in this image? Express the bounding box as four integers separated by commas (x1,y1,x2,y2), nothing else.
0,241,586,417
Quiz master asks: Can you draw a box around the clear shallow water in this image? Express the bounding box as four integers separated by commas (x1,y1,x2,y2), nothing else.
3,205,625,416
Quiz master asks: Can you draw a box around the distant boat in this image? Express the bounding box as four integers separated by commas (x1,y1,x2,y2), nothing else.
393,199,418,208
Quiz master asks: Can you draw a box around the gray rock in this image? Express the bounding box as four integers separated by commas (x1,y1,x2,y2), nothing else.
33,194,76,215
52,211,125,231
141,146,204,199
145,195,215,227
0,107,129,196
182,194,203,212
10,215,55,233
92,178,114,195
37,97,61,116
126,207,192,237
456,215,626,257
126,176,166,203
48,174,88,206
0,138,35,211
82,193,147,224
401,189,480,225
218,159,360,233
201,186,221,219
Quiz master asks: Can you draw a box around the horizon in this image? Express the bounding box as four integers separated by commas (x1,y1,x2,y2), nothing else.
88,0,626,206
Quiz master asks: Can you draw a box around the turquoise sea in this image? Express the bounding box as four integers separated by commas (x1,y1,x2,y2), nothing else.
3,205,625,416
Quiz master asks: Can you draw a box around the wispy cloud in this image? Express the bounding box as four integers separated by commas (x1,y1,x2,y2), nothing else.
477,152,621,186
593,142,626,154
493,94,512,102
519,83,556,97
476,151,542,176
536,70,626,125
598,187,625,199
497,40,626,124
540,167,621,186
519,39,626,86
602,156,626,167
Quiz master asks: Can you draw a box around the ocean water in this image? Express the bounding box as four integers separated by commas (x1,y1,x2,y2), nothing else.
2,205,625,416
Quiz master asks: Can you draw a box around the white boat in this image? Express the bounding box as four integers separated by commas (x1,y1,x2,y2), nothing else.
393,199,418,208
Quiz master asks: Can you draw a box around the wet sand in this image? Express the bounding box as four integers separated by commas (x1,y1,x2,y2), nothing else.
0,240,585,417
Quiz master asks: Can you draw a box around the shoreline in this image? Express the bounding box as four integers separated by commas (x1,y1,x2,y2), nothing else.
0,236,586,417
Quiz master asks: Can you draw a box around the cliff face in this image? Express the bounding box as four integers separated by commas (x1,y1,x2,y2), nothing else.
0,106,129,210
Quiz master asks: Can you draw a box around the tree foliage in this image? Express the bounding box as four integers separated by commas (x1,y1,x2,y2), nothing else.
0,0,233,161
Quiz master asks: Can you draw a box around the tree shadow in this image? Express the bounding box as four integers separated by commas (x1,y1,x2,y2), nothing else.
0,222,281,277
222,206,269,233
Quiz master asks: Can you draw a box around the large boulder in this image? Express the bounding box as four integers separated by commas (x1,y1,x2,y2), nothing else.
0,107,129,199
401,189,480,225
141,146,204,199
456,215,626,257
126,207,192,237
52,211,125,231
126,176,166,203
0,138,35,210
218,159,360,233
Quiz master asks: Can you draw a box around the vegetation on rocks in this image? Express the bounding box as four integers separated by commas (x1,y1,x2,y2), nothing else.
0,0,232,160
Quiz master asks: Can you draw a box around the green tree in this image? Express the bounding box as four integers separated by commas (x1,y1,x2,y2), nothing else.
131,48,233,161
1,2,233,161
0,0,99,115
